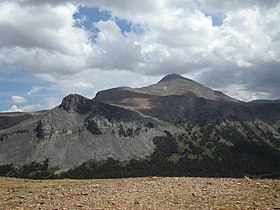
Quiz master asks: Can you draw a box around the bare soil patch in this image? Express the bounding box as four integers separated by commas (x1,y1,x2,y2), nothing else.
0,176,279,209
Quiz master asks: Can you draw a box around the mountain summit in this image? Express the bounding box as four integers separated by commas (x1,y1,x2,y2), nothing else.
95,73,238,110
157,73,187,83
138,73,238,101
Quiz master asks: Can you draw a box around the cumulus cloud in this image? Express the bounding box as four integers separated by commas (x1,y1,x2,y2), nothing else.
0,0,279,105
0,2,87,54
200,0,279,13
3,105,22,112
0,1,92,77
2,104,43,113
11,96,26,104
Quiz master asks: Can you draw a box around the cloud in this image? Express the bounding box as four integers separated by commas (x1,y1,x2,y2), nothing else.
3,105,22,112
44,97,61,109
92,20,143,70
0,2,87,54
2,103,43,113
11,96,26,104
19,104,42,112
0,1,92,77
0,0,279,106
27,86,43,96
200,0,279,13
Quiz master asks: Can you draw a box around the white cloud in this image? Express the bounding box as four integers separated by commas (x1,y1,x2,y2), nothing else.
0,2,89,54
11,96,26,104
3,104,43,112
20,104,42,112
200,0,279,13
27,86,43,96
44,97,61,109
3,105,22,112
0,1,92,76
92,20,143,70
0,0,279,104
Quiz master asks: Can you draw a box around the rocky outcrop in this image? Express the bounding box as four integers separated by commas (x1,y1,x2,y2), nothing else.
59,94,93,114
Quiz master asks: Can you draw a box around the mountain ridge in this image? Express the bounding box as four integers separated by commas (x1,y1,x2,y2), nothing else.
0,73,280,178
95,74,239,111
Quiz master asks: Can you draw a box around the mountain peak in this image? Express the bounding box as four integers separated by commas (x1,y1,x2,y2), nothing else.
158,73,188,84
60,94,93,113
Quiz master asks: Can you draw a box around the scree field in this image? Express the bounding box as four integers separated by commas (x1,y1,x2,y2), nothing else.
0,176,279,209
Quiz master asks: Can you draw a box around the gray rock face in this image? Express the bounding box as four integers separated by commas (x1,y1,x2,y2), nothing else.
0,95,166,172
60,94,95,114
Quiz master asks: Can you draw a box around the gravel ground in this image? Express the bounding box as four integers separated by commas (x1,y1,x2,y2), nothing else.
0,176,279,210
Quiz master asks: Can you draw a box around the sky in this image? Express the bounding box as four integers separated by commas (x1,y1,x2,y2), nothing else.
0,0,280,112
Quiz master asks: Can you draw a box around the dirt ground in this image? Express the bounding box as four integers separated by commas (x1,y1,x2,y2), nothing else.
0,176,279,210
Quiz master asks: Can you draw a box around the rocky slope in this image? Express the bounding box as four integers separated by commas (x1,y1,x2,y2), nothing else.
1,177,279,209
0,94,167,173
95,73,238,110
0,74,280,178
0,112,34,130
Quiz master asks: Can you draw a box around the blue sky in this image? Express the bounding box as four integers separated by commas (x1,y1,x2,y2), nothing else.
0,68,55,111
0,0,279,112
73,6,111,41
73,6,146,39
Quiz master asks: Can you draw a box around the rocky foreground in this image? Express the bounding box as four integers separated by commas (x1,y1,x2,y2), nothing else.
0,177,279,210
